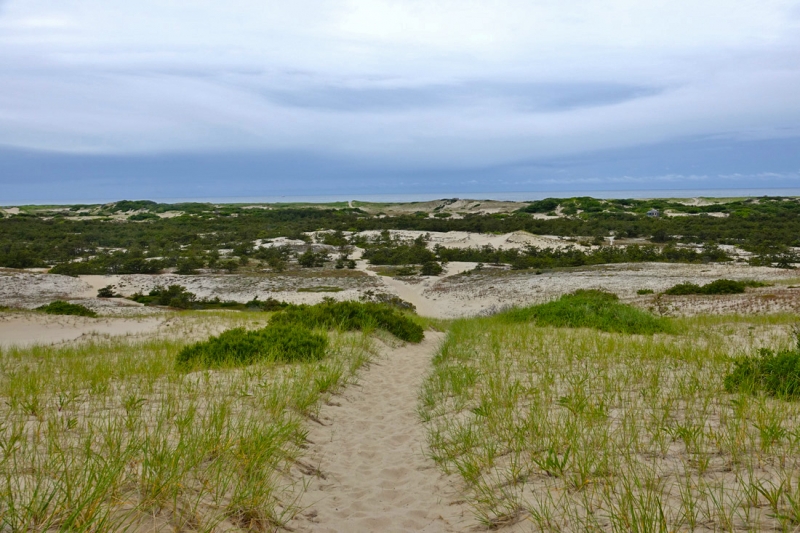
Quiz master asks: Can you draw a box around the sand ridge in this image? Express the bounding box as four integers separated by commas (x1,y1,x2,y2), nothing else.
291,332,469,532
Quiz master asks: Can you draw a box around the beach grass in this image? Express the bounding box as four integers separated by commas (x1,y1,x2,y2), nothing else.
0,311,374,531
419,311,800,530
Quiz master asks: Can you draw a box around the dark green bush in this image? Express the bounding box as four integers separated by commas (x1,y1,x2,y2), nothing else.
637,288,654,295
37,300,98,318
131,285,197,308
271,300,424,342
177,324,327,369
664,279,768,296
500,289,672,334
664,282,704,295
245,296,289,311
420,261,444,276
97,285,117,298
725,348,800,399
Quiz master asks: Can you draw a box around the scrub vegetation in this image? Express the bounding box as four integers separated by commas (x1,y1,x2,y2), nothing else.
664,279,772,296
499,289,674,334
0,311,376,531
1,196,798,272
420,303,800,530
36,300,98,317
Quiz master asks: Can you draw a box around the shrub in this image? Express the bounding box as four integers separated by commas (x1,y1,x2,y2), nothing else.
664,279,766,296
97,285,117,298
420,261,444,276
245,296,289,311
298,249,328,267
270,300,424,342
131,285,197,308
725,347,800,399
500,289,672,334
177,324,327,369
637,289,654,295
37,301,98,318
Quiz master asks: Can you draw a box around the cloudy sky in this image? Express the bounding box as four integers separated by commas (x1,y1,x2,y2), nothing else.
1,0,799,202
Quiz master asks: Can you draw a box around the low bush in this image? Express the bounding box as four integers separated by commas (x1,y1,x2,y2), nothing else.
245,296,289,311
420,261,444,276
637,288,654,295
177,324,328,369
725,346,800,399
131,285,197,308
271,300,424,342
499,289,672,334
97,285,118,298
37,300,98,318
664,278,769,296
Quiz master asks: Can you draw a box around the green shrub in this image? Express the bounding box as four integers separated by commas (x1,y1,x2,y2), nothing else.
725,348,800,399
97,285,117,298
500,289,672,334
131,285,197,308
664,279,766,296
664,282,703,295
177,324,327,369
637,288,654,295
271,300,424,342
37,300,98,318
128,212,159,221
420,261,444,276
245,296,289,311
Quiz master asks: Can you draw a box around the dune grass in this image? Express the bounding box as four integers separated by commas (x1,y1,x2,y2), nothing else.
0,311,374,532
499,289,673,334
725,330,800,400
420,312,800,530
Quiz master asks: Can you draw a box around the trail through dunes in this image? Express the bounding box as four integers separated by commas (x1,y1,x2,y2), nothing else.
291,332,468,532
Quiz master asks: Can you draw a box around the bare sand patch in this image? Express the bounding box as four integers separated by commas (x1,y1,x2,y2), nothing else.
292,332,469,532
0,313,163,348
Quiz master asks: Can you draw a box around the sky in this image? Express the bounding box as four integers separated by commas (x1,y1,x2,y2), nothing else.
1,0,799,203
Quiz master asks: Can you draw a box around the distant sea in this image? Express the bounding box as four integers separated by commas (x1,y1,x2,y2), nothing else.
159,187,800,205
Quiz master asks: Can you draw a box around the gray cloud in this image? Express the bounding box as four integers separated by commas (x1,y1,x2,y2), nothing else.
0,0,798,199
263,82,662,113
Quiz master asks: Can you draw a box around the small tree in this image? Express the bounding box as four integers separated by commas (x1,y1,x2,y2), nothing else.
420,261,443,276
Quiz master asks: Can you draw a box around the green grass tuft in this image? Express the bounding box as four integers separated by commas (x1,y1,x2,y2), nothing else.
271,300,424,342
725,347,800,399
177,324,328,369
36,300,98,317
499,289,672,334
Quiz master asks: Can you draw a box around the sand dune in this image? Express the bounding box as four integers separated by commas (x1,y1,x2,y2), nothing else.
0,314,163,348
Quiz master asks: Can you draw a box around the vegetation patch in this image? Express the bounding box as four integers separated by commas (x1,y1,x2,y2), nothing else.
499,289,672,334
724,334,800,399
297,286,344,293
271,300,424,342
177,324,328,369
37,300,98,317
421,311,800,529
664,278,769,295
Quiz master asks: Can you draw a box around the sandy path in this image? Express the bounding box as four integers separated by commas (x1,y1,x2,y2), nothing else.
292,332,468,532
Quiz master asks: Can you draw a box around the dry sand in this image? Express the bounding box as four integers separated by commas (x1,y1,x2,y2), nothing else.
0,313,163,348
292,332,469,533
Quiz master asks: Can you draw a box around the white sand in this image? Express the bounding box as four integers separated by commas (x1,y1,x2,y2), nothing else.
292,332,469,532
353,230,572,251
0,314,163,348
